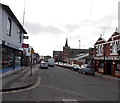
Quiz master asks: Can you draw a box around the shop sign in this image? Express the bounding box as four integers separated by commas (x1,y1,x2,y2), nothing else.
22,44,29,48
31,49,34,54
23,36,29,39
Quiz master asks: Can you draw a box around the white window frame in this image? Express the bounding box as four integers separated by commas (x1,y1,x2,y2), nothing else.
110,41,118,55
7,17,12,36
96,44,103,56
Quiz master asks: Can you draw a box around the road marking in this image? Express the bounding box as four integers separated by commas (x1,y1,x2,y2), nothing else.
0,77,41,94
63,98,78,103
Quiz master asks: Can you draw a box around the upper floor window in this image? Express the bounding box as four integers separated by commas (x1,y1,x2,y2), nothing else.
112,43,116,54
7,17,12,36
111,41,119,55
97,45,102,55
18,30,22,43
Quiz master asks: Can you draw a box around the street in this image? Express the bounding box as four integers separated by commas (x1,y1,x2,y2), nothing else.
2,65,118,102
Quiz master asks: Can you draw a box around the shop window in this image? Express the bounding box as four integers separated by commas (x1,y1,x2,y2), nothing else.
2,46,14,69
98,62,104,72
7,17,12,36
99,62,104,68
15,51,21,67
115,62,120,76
116,63,120,71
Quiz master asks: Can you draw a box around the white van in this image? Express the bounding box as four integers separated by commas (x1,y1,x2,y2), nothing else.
48,58,55,67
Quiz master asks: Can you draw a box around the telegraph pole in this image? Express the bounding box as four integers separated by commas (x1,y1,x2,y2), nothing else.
103,27,110,37
22,0,26,26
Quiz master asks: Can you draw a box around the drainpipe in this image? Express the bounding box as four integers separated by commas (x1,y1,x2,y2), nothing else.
103,44,107,75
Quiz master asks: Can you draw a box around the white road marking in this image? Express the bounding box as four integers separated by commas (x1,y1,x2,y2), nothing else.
63,98,78,103
0,77,41,94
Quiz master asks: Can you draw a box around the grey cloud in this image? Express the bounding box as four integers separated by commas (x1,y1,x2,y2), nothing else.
65,24,79,32
25,22,63,35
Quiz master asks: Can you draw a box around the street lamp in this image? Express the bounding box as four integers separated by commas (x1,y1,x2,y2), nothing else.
78,40,80,49
103,27,110,36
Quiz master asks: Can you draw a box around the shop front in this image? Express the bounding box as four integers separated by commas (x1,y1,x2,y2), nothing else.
1,45,23,76
114,60,120,78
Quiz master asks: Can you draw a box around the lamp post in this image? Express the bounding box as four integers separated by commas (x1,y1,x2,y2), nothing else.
78,40,80,49
103,27,110,37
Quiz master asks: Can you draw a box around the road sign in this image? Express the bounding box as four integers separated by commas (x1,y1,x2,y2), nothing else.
31,49,34,54
23,36,29,39
22,43,29,48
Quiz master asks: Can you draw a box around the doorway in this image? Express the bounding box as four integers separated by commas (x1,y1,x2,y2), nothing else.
106,61,112,75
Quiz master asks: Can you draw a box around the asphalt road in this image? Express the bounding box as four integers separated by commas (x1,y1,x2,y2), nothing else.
2,66,118,102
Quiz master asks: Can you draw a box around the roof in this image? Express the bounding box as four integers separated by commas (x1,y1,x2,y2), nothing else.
73,53,89,60
94,37,106,45
1,3,27,34
65,38,68,47
107,31,120,42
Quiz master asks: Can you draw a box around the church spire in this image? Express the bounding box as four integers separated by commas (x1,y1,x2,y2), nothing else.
65,38,68,47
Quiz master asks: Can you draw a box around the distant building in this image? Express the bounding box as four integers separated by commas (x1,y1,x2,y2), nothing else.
93,31,120,78
53,38,89,64
44,55,51,62
0,3,27,77
73,48,94,66
53,51,62,62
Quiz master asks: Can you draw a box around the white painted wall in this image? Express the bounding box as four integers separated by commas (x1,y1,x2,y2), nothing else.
2,7,24,48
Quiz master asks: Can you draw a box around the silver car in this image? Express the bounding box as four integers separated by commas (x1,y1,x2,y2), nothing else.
40,61,48,69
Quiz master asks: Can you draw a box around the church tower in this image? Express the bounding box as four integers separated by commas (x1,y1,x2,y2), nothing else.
62,38,70,63
63,38,70,50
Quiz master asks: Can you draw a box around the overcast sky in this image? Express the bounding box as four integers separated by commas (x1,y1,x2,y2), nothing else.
0,0,120,56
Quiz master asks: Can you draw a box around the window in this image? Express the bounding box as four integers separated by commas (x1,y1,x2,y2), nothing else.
116,41,120,51
117,63,120,70
7,17,12,36
112,42,117,54
2,46,14,70
15,51,21,67
19,30,22,43
97,45,102,55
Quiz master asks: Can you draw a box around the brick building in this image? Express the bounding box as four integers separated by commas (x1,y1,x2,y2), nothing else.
93,31,120,78
53,38,89,63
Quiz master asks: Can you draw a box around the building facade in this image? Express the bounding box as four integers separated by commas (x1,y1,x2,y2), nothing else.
53,38,89,64
94,31,120,78
0,4,27,77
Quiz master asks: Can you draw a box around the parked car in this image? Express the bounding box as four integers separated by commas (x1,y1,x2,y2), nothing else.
70,64,81,71
40,61,48,69
62,63,72,69
78,67,84,73
78,64,87,73
82,65,95,76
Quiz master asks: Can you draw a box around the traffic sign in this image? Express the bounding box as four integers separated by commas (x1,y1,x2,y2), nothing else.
31,49,34,54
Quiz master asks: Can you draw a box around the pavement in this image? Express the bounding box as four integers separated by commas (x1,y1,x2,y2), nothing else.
95,72,119,83
0,64,119,92
0,64,39,92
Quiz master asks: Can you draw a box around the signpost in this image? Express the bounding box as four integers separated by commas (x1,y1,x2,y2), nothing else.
30,48,34,76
